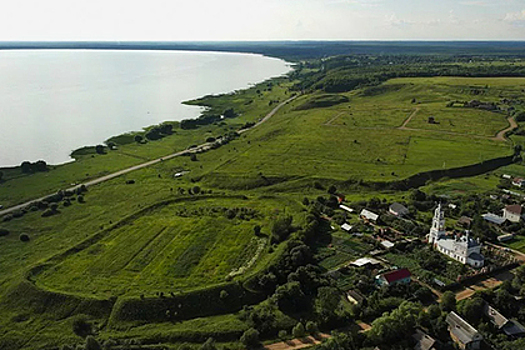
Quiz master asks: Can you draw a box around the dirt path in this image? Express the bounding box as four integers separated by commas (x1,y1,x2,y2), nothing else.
265,334,330,350
323,112,347,126
398,108,420,130
0,95,298,217
493,116,518,141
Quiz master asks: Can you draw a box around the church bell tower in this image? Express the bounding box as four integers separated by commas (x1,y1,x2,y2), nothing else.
429,203,446,245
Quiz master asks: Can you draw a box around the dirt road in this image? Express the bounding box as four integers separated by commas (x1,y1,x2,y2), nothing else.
265,334,330,350
493,116,518,141
0,95,297,217
398,108,420,129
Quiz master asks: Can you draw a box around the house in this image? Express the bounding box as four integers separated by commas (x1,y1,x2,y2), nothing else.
340,204,354,213
513,178,525,188
446,312,483,350
429,204,484,268
350,257,382,268
483,304,525,338
389,202,409,217
502,174,512,180
341,223,353,232
346,289,366,305
449,203,458,210
360,209,379,222
381,240,395,249
498,234,515,243
457,216,472,229
412,329,437,350
482,213,506,225
503,204,522,223
376,268,411,287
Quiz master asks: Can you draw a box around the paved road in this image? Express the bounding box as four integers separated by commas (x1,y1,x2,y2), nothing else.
0,95,297,217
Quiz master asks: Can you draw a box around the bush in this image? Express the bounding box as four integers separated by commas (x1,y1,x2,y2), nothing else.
2,214,13,222
0,228,9,237
78,195,85,203
85,336,102,350
41,209,55,217
305,321,318,335
292,322,306,338
278,330,288,341
190,154,198,162
240,328,260,349
19,234,30,242
72,315,92,337
219,290,229,300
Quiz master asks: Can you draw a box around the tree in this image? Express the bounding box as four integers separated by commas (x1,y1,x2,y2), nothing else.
292,322,306,338
19,234,30,242
305,321,319,335
0,171,4,181
72,315,92,337
223,108,237,118
317,331,359,350
190,154,198,161
254,225,262,236
458,297,484,326
134,135,143,143
315,287,342,324
240,328,260,349
21,161,32,173
95,145,105,154
368,302,422,345
440,291,456,312
271,216,293,243
327,185,337,195
278,330,288,341
192,186,201,194
84,336,102,350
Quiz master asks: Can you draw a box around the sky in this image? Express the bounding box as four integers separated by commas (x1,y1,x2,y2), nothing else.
1,0,525,41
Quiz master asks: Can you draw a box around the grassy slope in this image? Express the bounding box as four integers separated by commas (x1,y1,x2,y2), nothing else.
1,76,524,349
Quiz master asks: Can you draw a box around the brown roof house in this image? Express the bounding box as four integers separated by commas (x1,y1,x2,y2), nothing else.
484,304,525,338
446,312,483,350
412,329,437,350
503,204,522,223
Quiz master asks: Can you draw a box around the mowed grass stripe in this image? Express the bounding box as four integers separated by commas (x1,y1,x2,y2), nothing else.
87,222,164,276
125,226,177,272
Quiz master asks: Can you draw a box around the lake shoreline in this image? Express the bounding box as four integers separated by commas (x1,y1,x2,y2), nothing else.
0,49,291,167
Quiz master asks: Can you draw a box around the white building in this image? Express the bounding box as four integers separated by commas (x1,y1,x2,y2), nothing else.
503,204,522,223
360,209,379,222
428,204,484,268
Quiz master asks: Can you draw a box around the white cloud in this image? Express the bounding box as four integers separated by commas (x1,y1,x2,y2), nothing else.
386,14,413,28
503,9,525,25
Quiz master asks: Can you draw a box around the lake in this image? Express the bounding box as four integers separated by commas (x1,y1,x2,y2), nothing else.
0,50,290,167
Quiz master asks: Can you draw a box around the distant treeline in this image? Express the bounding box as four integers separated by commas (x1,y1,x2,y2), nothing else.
293,55,525,93
3,41,525,60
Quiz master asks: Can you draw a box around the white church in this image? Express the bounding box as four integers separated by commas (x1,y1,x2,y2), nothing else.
428,203,484,268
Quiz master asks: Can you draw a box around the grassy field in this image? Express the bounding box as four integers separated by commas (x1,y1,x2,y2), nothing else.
35,197,280,297
1,75,525,349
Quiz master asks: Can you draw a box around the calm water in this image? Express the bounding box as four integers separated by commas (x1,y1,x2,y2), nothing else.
0,50,290,167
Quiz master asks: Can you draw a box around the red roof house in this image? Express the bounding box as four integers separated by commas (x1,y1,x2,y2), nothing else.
376,268,411,286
